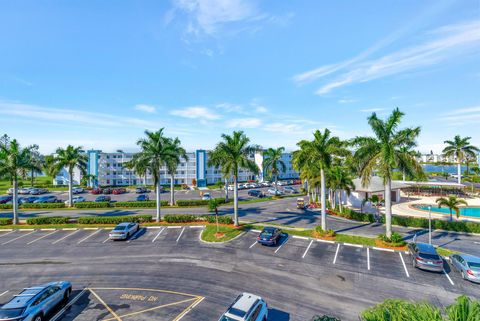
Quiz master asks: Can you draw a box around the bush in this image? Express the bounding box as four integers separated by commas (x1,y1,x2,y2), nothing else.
0,218,12,225
329,208,375,223
26,217,70,225
77,215,152,224
20,203,66,209
75,202,110,209
361,299,443,321
113,201,168,208
0,204,12,209
163,214,197,223
311,316,341,321
201,215,233,225
176,198,228,207
446,295,480,321
314,226,335,237
378,232,406,246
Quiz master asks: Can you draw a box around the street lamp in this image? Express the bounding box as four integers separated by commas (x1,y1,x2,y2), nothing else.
428,205,432,245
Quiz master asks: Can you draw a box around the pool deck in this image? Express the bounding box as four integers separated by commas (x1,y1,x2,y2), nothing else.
392,194,480,223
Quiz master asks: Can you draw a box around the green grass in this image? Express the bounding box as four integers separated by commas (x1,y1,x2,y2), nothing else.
436,247,457,257
201,225,244,242
331,233,377,246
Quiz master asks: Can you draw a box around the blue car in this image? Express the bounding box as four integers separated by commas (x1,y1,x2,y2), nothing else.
19,196,39,204
257,227,282,246
136,194,149,201
0,281,72,321
33,196,57,204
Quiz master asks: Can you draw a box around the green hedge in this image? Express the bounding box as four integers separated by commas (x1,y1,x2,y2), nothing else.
0,204,12,209
77,215,152,224
20,203,66,209
163,214,197,223
26,217,70,225
113,201,168,208
75,202,110,209
329,208,375,223
176,198,229,207
201,215,233,225
0,218,12,225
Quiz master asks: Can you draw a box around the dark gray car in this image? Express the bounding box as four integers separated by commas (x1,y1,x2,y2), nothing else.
450,254,480,283
408,242,444,272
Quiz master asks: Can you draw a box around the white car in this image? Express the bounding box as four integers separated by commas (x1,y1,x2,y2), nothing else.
228,185,235,191
260,182,271,187
202,193,211,200
267,188,283,196
64,196,86,205
109,222,139,240
218,293,268,321
6,188,14,195
277,181,287,186
72,187,84,194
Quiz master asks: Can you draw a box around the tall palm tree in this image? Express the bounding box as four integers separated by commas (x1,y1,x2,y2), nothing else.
52,146,87,207
352,108,423,238
0,138,38,224
329,165,354,212
208,131,259,226
292,129,345,231
132,129,177,222
125,156,149,187
263,147,286,193
443,135,479,184
165,137,188,206
26,145,43,187
436,195,468,221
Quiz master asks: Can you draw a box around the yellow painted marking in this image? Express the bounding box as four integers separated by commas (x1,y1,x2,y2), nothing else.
89,287,199,298
172,296,205,321
88,288,122,321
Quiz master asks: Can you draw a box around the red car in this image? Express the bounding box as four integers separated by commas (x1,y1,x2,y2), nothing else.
90,188,103,195
112,188,126,195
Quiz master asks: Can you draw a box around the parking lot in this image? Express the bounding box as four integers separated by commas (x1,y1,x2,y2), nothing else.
0,225,477,321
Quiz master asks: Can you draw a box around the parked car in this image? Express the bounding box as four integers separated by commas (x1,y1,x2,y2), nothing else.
90,188,103,195
267,188,283,196
277,181,287,186
257,227,282,246
64,196,86,205
72,187,84,194
6,188,14,195
227,185,235,191
408,242,444,272
109,222,139,240
246,183,256,188
112,188,126,195
218,293,268,321
135,187,148,194
260,181,271,187
136,194,150,201
103,188,112,195
202,193,211,201
95,195,111,202
19,196,39,204
29,188,43,195
283,186,298,194
19,188,32,195
450,254,480,283
248,189,264,198
34,196,58,203
0,195,13,204
0,281,72,321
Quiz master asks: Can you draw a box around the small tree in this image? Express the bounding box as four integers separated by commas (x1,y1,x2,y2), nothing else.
436,195,468,221
208,198,220,235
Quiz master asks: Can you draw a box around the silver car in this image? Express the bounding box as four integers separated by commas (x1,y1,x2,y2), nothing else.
109,222,139,240
450,254,480,283
408,242,444,272
0,281,72,321
218,293,268,321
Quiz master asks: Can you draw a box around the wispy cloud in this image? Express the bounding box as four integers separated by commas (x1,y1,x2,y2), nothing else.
437,105,480,126
135,104,157,113
226,117,261,128
215,102,244,113
170,106,221,120
360,108,387,113
338,99,357,104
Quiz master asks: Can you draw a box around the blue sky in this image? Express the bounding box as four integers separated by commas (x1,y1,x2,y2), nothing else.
0,0,479,154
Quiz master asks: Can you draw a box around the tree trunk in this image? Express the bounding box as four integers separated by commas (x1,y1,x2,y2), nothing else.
320,168,327,231
233,175,239,226
13,178,19,225
339,190,343,212
457,162,461,184
224,178,229,202
156,177,162,222
31,169,34,187
402,171,406,181
274,174,278,193
170,174,174,206
384,180,392,238
449,209,453,222
68,169,73,208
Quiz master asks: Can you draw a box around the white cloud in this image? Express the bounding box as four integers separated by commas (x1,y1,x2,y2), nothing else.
226,117,261,128
215,102,244,113
437,105,480,126
255,105,267,113
170,106,221,120
360,108,387,113
135,104,156,113
338,99,357,104
263,123,305,134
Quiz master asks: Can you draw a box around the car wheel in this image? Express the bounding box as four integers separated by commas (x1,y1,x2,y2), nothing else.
63,288,71,304
412,258,417,268
461,271,466,280
33,314,43,321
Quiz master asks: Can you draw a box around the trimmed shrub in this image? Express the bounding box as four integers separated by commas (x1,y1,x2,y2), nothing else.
75,202,110,209
0,218,12,225
113,201,168,208
311,316,341,321
26,217,70,225
176,198,229,207
314,226,335,237
163,214,197,223
361,298,443,321
378,232,406,247
20,203,66,209
0,204,13,210
201,215,233,225
77,215,152,224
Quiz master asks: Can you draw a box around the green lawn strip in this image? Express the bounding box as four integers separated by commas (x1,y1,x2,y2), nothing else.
334,233,377,247
436,247,458,257
200,225,244,242
0,221,210,230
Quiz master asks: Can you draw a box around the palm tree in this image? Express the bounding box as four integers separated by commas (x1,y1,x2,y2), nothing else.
443,135,479,184
26,145,43,187
329,165,354,212
0,138,38,224
52,145,87,207
436,195,468,221
263,147,286,193
292,129,345,231
208,131,259,226
165,137,188,206
124,156,149,187
81,174,97,187
352,108,423,238
132,129,177,222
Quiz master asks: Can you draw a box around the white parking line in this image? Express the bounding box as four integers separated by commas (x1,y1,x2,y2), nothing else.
0,290,8,298
40,228,56,231
0,229,13,232
50,288,87,321
2,231,36,245
249,241,257,249
83,227,99,230
343,243,363,248
399,252,410,278
52,230,80,244
175,296,205,321
292,235,309,240
367,248,370,270
176,227,185,243
317,239,335,244
18,229,34,231
62,228,78,231
77,229,102,244
102,236,111,243
333,243,341,264
189,225,204,229
372,247,395,252
152,227,166,243
0,231,14,238
443,270,455,286
274,237,288,254
167,226,182,229
251,229,261,233
27,230,58,245
302,240,314,259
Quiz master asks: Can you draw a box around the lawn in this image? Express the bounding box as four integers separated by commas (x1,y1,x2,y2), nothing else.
201,224,244,242
0,176,72,193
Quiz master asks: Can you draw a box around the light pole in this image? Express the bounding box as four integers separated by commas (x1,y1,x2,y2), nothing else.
428,205,432,245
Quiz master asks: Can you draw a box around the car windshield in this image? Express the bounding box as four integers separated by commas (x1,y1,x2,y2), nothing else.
419,253,440,260
468,262,480,270
227,308,246,317
219,315,241,321
114,226,127,231
261,230,274,237
0,308,24,318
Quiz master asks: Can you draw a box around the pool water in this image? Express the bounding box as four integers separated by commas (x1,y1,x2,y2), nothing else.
414,205,480,218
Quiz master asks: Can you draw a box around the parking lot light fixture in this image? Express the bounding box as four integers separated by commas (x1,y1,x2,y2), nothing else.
428,205,432,245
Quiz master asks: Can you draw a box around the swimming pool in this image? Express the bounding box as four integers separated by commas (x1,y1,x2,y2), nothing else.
413,204,480,218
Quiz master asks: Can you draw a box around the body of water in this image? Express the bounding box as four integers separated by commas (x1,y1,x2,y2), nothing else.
422,164,468,174
414,204,480,218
